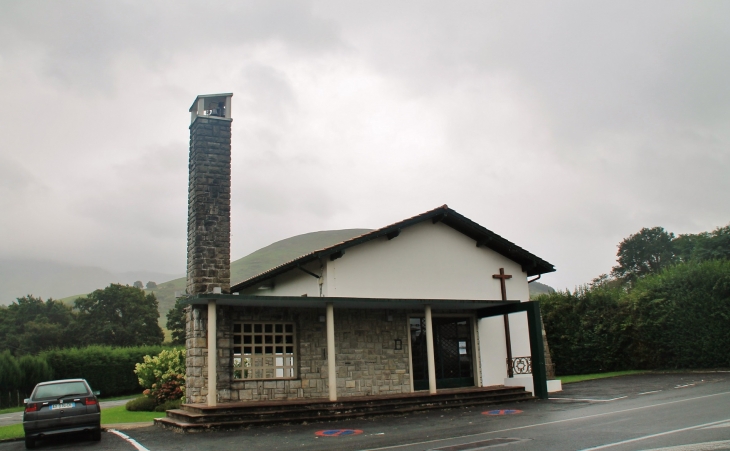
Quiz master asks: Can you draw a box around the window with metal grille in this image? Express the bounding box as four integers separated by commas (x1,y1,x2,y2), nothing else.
232,322,296,380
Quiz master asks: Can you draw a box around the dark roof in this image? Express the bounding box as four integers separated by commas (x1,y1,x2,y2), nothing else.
230,205,555,291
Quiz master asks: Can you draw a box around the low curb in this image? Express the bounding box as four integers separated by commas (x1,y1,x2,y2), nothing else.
103,422,155,430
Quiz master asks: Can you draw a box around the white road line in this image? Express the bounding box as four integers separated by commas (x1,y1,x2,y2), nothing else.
639,390,662,395
108,429,151,451
640,440,730,451
675,384,696,389
702,420,730,429
578,418,730,450
549,396,628,402
360,390,730,451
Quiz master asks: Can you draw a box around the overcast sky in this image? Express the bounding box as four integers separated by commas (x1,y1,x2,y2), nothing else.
0,1,728,291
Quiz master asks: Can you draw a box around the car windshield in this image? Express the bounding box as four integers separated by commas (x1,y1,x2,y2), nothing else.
33,382,89,400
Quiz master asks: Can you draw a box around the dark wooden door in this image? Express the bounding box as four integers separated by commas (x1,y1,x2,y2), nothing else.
410,317,474,391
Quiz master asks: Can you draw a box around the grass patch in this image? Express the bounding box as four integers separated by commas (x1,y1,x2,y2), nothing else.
0,394,137,416
100,405,166,424
99,394,139,402
0,424,23,441
0,404,165,442
558,370,648,384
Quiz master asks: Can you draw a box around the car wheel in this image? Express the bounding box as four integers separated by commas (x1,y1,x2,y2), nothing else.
24,436,35,449
92,427,102,441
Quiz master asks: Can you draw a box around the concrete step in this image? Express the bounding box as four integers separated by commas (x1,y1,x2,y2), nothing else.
167,390,531,424
180,386,529,415
155,387,534,432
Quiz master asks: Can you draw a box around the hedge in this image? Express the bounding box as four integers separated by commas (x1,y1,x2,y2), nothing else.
0,352,51,394
40,345,171,397
539,260,730,375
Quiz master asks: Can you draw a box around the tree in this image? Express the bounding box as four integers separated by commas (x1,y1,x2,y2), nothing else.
611,227,676,282
166,298,187,345
672,232,708,263
695,224,730,262
133,281,144,289
146,281,157,290
74,284,164,347
0,296,77,355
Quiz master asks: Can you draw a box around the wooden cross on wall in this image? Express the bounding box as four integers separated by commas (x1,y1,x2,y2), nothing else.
493,267,514,376
492,268,512,301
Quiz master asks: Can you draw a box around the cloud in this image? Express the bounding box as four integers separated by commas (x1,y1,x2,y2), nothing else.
0,1,344,93
0,1,728,290
0,156,48,201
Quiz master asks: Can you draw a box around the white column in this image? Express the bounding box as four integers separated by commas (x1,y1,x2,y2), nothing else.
197,98,205,117
207,300,217,407
326,302,337,401
224,95,232,119
425,305,437,394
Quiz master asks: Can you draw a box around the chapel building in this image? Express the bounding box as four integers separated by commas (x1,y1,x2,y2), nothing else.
179,93,559,412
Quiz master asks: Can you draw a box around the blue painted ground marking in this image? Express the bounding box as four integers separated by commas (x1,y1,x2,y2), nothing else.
315,429,363,437
482,409,523,415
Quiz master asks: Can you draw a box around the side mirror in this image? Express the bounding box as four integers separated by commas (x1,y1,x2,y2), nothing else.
93,391,100,396
23,398,30,404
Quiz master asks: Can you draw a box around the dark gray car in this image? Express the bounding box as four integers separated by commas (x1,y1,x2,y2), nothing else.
22,378,101,449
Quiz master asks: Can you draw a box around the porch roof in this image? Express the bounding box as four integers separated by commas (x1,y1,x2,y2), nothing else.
181,293,518,311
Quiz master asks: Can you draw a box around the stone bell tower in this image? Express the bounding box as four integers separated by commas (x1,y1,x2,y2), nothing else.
186,93,233,295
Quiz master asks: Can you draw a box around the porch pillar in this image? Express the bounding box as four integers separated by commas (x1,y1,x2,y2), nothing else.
326,302,337,402
526,302,548,400
424,305,437,394
207,300,217,407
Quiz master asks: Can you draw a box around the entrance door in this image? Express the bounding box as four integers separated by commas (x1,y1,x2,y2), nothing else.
410,317,474,391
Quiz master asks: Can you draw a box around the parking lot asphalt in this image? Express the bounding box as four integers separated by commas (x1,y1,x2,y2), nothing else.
548,372,730,402
2,372,728,451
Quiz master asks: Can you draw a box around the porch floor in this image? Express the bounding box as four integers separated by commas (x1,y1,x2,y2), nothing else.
155,385,535,432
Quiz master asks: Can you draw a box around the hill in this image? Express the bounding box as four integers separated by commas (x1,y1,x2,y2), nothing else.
35,228,555,324
0,258,180,305
151,229,373,320
528,281,555,298
152,229,554,320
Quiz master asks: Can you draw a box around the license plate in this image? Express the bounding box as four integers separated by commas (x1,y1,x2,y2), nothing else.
50,402,75,410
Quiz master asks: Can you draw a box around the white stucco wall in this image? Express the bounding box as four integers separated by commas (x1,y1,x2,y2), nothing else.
323,221,532,388
247,220,535,389
324,222,528,301
238,260,323,297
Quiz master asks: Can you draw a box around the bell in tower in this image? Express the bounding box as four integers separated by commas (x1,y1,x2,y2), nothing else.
189,93,232,124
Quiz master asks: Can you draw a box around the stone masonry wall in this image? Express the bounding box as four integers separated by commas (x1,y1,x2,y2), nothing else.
185,307,411,403
185,115,232,403
186,117,231,296
184,305,207,404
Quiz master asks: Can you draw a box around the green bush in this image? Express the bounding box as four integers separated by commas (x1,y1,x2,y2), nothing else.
154,398,182,412
134,348,185,403
125,396,157,412
41,345,170,397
